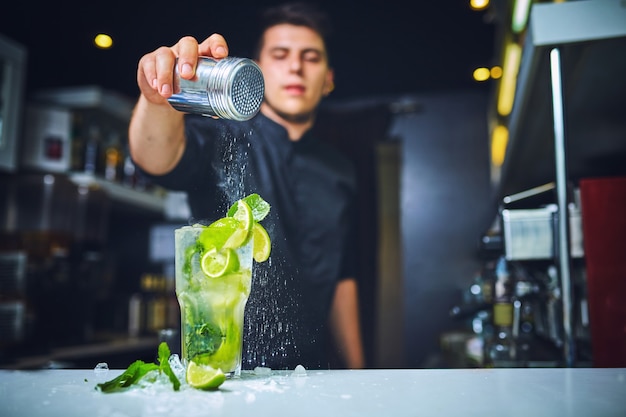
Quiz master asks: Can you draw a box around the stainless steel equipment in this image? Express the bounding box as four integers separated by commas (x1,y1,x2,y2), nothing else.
168,57,264,120
501,204,583,261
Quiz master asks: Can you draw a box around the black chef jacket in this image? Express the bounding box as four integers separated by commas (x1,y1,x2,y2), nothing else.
139,112,358,370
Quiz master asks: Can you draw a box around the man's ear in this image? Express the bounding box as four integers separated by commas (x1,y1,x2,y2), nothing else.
323,68,335,96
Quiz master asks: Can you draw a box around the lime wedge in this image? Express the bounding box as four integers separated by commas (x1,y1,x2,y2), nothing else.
186,361,226,390
251,222,271,262
233,200,254,233
220,200,253,249
201,248,239,278
228,194,271,222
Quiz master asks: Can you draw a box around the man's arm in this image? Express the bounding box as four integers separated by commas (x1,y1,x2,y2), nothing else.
128,34,229,175
128,95,186,175
329,278,365,368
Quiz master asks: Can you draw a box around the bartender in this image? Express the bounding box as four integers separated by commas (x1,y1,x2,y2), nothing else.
128,2,365,370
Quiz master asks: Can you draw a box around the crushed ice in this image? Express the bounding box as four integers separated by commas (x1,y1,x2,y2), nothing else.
253,366,272,376
168,354,186,382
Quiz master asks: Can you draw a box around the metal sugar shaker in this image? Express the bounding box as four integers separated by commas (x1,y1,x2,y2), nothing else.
168,56,265,121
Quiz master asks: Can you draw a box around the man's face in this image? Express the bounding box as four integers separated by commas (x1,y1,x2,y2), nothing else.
257,24,334,124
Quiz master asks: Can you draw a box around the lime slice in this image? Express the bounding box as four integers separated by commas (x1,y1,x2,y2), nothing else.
199,217,242,251
186,361,226,390
251,222,271,262
199,217,239,250
201,248,239,278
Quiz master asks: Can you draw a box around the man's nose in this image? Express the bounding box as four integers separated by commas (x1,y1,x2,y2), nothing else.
289,57,303,73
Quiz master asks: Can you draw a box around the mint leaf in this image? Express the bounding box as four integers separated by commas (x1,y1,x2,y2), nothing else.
157,342,180,391
96,342,180,393
96,360,158,393
158,342,170,364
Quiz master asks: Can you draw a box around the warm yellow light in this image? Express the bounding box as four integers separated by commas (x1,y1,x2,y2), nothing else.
473,67,491,82
470,0,490,11
497,42,522,116
490,66,503,79
94,33,113,49
491,125,509,167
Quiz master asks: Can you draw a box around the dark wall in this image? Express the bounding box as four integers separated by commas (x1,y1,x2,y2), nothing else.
315,90,494,368
395,90,493,367
315,104,393,368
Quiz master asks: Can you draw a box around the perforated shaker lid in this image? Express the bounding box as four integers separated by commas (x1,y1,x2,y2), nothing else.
209,58,265,121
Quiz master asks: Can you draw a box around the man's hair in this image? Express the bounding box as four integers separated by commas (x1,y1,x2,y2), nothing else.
253,2,333,62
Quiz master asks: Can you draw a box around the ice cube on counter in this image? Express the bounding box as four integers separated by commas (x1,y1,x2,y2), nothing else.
93,362,109,375
292,365,307,377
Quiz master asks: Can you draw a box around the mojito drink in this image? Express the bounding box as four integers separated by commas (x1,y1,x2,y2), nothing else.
174,194,271,381
176,226,252,376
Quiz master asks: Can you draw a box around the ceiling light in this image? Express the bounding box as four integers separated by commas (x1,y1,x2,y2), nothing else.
473,67,491,82
470,0,490,11
94,34,113,49
490,66,503,79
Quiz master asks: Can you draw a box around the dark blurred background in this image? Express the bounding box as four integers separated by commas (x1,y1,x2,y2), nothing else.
0,0,496,100
3,1,625,371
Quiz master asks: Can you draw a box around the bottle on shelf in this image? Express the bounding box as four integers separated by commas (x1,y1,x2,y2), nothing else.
486,256,517,366
103,132,123,183
84,126,102,176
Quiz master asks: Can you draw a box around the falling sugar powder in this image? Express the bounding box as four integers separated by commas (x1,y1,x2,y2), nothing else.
242,250,305,369
214,128,251,207
212,126,309,370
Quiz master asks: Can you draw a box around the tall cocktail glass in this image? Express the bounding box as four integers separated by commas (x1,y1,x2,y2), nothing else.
175,225,252,377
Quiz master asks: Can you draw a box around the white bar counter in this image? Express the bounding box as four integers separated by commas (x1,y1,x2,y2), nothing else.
1,368,625,416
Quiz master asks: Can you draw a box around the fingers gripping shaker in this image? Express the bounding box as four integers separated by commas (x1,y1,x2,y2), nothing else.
168,57,265,121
